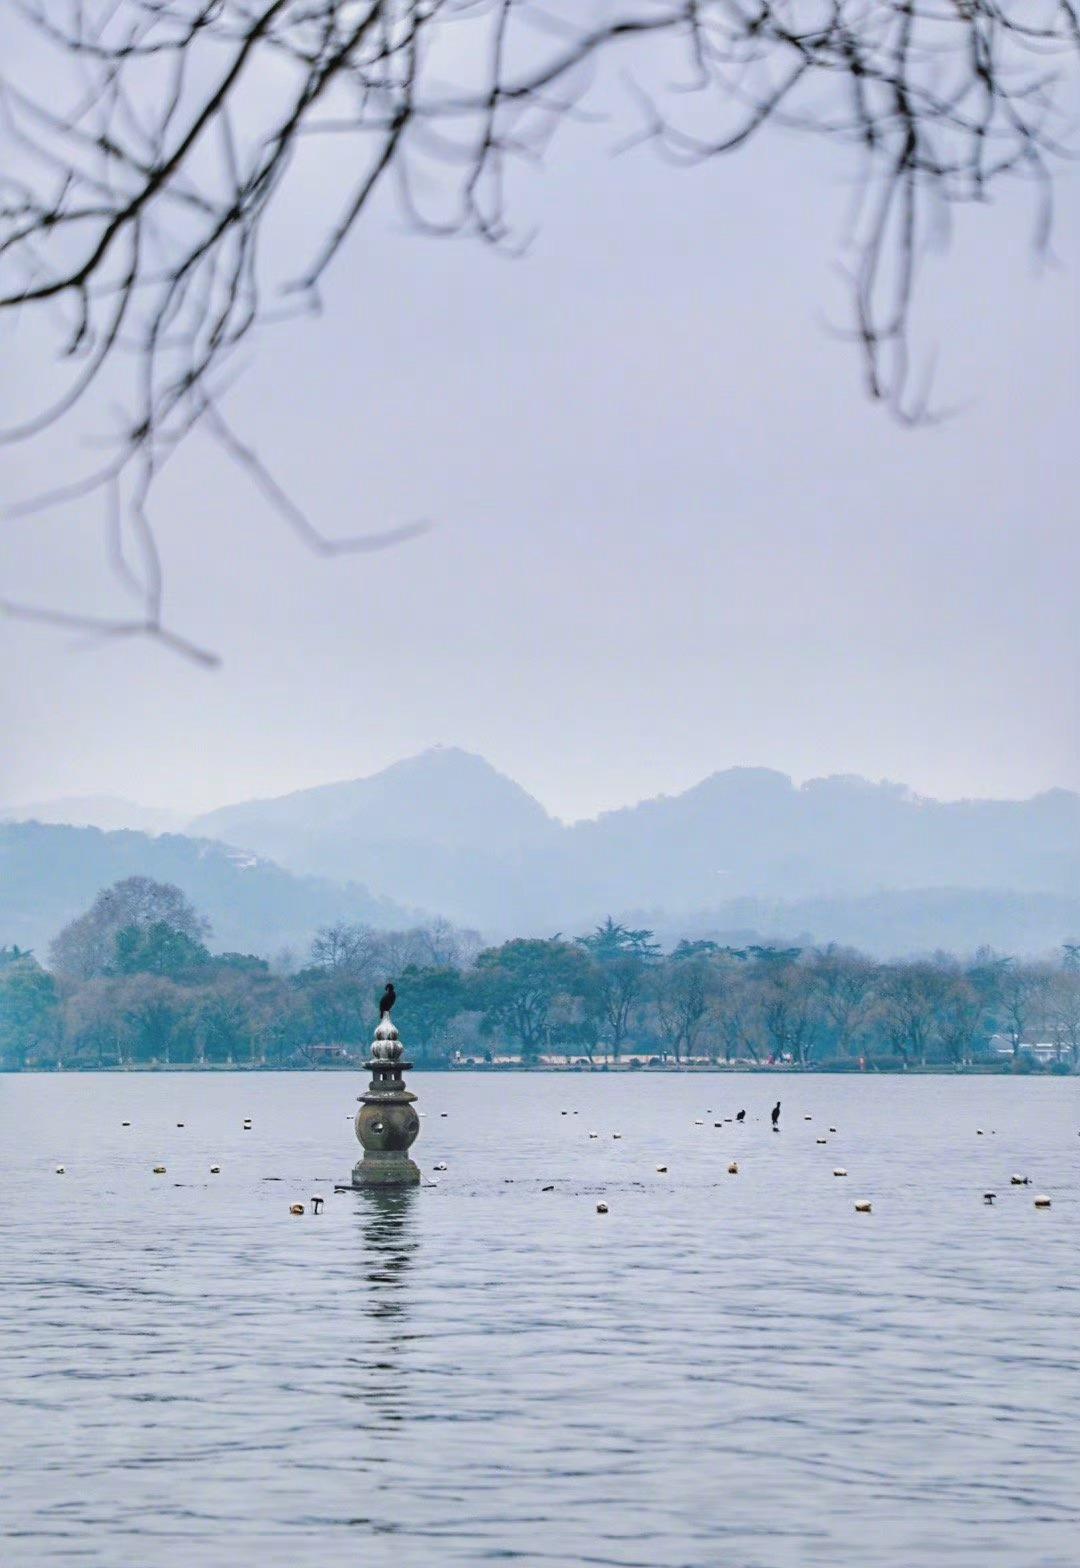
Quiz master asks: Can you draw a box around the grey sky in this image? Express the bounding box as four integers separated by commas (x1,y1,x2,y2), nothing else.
1,84,1077,823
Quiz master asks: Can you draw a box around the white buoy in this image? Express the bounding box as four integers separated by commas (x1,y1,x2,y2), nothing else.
816,1138,827,1144
588,1131,598,1139
1034,1194,1052,1208
804,1115,812,1121
656,1164,668,1173
854,1200,872,1213
727,1161,739,1175
55,1165,65,1174
833,1168,848,1177
289,1203,304,1215
209,1165,221,1175
596,1202,609,1214
153,1165,166,1174
433,1162,448,1172
1010,1174,1030,1185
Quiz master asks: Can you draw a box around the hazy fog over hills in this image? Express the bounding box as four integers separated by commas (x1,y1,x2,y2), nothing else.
0,822,414,960
0,796,186,836
185,747,1080,947
5,747,1080,958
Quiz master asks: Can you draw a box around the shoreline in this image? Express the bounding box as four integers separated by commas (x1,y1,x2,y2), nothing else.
2,1061,1071,1076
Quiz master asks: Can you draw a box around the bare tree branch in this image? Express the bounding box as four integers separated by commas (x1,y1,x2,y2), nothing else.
1,1,1076,657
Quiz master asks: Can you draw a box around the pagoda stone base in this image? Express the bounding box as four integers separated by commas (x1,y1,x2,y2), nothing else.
352,1150,421,1188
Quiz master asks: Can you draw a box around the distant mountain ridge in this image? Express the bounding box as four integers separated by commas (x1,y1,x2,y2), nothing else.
9,752,1080,959
1,795,186,836
0,821,415,960
186,748,1080,943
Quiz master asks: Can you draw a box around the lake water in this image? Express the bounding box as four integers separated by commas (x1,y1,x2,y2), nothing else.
2,1071,1078,1567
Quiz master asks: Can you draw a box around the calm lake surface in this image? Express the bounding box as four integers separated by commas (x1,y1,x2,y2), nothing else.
2,1072,1078,1568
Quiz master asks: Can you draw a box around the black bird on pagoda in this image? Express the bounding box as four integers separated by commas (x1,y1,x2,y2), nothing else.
379,981,397,1019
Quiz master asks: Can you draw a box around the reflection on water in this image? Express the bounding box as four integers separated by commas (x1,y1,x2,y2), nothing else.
1,1071,1079,1568
358,1188,417,1312
354,1190,417,1430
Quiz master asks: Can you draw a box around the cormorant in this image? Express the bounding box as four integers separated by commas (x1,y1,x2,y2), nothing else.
736,1109,746,1122
379,981,397,1019
771,1100,781,1130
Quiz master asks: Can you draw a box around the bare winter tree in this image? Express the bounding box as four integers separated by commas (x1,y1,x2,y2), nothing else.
2,2,1077,656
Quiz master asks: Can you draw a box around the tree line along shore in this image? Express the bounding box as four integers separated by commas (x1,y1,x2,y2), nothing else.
2,878,1078,1074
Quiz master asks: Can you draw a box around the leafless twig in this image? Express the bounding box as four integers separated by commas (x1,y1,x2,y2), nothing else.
2,2,1076,657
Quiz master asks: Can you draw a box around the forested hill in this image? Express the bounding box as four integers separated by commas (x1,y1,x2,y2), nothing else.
0,822,413,959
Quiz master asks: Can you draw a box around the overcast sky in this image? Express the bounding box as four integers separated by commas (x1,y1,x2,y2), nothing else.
1,62,1077,824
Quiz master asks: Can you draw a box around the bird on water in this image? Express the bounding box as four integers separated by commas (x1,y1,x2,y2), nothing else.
736,1109,746,1122
379,981,397,1019
771,1100,781,1130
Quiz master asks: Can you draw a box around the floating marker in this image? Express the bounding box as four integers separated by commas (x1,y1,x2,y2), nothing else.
541,1184,555,1192
596,1202,609,1214
976,1129,984,1136
55,1165,65,1174
828,1127,837,1133
153,1165,166,1174
310,1195,325,1214
1010,1174,1030,1186
1034,1195,1052,1208
833,1168,848,1177
727,1161,739,1175
176,1123,184,1128
433,1162,448,1172
816,1138,827,1144
694,1119,704,1126
122,1121,130,1128
210,1165,221,1175
612,1133,622,1140
656,1164,668,1174
804,1115,812,1121
984,1192,996,1204
289,1203,304,1215
854,1200,872,1213
588,1131,598,1139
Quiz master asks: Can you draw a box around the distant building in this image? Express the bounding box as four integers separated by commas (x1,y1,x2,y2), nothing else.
310,1044,353,1064
988,1035,1059,1062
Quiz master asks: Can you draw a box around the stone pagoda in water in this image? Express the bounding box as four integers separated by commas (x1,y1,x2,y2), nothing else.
352,1011,421,1188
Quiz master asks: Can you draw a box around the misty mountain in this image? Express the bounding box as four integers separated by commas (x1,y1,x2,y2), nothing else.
0,822,414,960
188,750,1080,940
192,747,561,935
628,890,1080,961
1,795,187,835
